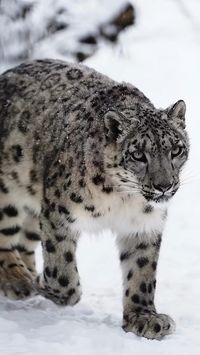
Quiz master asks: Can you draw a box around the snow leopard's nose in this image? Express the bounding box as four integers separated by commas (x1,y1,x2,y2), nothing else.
153,182,173,193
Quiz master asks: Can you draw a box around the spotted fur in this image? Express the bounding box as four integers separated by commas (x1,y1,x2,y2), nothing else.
0,59,189,339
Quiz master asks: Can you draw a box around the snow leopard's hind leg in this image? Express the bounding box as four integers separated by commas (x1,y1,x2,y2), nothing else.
0,174,41,300
16,206,41,279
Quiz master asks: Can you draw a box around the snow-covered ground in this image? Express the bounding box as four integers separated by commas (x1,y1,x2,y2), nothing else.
1,0,200,354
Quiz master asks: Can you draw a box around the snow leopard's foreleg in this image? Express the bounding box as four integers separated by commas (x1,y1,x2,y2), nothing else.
117,234,175,340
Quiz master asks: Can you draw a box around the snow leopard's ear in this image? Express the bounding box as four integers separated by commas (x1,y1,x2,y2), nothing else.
166,100,186,129
104,110,124,141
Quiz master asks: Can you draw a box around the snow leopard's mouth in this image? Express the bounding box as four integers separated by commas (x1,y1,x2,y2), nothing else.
143,190,177,203
152,195,172,203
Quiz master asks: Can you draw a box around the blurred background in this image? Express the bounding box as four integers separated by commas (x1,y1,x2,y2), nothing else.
0,0,135,71
0,1,200,355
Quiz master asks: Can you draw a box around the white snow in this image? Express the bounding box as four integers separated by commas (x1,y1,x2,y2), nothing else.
1,0,200,354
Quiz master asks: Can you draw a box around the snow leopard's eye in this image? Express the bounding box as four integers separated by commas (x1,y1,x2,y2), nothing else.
171,146,183,159
131,150,147,163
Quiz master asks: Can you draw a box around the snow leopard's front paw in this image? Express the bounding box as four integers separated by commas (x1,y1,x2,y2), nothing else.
123,311,175,340
34,274,82,306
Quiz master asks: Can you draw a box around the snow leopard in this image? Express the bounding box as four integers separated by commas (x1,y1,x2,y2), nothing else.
0,59,189,340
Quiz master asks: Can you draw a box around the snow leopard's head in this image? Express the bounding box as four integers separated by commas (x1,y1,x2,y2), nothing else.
104,100,189,203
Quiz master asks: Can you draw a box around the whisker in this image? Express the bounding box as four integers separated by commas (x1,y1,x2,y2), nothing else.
115,190,141,194
180,177,200,184
180,169,200,181
179,181,198,187
104,184,141,191
110,179,140,187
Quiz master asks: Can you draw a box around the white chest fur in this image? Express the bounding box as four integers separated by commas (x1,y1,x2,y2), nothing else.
70,192,167,240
